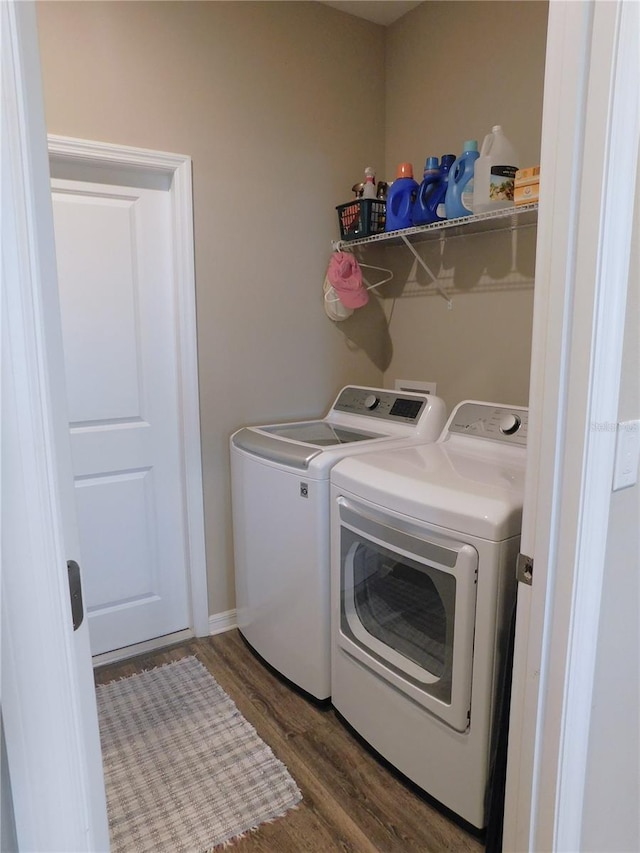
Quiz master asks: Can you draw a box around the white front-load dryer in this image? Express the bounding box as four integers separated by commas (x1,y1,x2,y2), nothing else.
230,386,446,702
330,401,528,829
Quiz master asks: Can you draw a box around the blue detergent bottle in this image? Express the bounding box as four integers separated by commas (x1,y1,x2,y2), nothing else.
445,140,479,219
412,154,456,225
412,156,440,226
385,162,419,231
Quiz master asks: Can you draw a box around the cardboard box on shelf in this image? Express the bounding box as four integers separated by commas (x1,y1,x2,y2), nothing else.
515,165,540,206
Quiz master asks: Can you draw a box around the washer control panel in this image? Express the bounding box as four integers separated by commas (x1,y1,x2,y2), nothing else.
448,402,528,446
333,386,427,425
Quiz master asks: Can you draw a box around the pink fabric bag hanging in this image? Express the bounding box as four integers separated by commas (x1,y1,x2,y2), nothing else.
326,252,369,309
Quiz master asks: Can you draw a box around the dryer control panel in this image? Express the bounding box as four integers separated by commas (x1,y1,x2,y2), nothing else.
447,402,528,446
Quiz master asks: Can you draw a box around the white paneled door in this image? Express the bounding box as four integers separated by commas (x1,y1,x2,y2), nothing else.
52,176,191,655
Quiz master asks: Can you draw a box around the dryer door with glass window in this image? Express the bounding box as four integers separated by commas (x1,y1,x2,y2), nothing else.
337,497,478,732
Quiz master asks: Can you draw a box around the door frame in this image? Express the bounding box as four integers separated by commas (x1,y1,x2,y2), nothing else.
504,1,639,850
2,2,109,848
47,133,210,647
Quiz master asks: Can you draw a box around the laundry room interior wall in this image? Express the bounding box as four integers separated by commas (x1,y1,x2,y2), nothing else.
35,0,386,617
36,0,548,619
381,1,548,412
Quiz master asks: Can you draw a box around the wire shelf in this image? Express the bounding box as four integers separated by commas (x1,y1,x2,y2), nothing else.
333,203,538,250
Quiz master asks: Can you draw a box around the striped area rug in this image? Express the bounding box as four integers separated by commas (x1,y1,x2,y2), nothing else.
96,655,301,852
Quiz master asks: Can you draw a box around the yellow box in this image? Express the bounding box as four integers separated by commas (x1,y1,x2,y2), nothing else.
515,165,540,205
515,182,539,205
515,166,540,183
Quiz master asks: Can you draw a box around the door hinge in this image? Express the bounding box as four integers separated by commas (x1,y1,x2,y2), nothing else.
516,552,533,586
67,560,84,631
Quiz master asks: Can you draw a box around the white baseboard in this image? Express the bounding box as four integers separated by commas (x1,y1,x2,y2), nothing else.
92,628,195,667
91,611,238,667
209,609,237,635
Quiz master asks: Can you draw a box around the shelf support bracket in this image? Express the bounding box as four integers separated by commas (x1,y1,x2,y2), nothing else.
400,234,452,309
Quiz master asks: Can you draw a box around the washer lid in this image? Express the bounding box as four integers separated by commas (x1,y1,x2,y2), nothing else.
232,421,384,470
262,421,383,445
331,442,526,540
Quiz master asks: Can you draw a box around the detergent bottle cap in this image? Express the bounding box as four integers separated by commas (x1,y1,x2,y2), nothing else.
440,154,456,170
424,156,439,171
396,162,414,179
463,140,478,152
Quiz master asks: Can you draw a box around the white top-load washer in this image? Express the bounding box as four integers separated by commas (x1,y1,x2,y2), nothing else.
330,400,527,829
230,386,447,702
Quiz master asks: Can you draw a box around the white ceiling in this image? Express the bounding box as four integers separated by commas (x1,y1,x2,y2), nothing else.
319,1,424,26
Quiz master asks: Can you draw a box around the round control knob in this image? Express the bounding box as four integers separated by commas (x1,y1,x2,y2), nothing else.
499,413,521,435
364,394,380,410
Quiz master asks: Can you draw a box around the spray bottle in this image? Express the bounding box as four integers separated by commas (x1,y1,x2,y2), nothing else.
362,166,377,199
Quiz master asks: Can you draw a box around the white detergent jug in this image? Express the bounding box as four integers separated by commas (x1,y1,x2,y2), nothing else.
472,125,519,214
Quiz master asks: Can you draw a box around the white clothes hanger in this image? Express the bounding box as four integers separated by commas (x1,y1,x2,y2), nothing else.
359,262,394,291
324,249,394,302
323,250,394,323
323,265,393,304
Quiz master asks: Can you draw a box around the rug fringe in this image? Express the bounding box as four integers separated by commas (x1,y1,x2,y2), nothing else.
98,655,199,687
205,803,302,851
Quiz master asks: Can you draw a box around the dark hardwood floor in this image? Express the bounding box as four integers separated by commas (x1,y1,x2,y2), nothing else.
94,630,484,852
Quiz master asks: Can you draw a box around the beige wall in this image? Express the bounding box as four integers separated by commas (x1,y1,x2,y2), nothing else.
36,1,386,616
36,0,549,617
381,1,548,410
